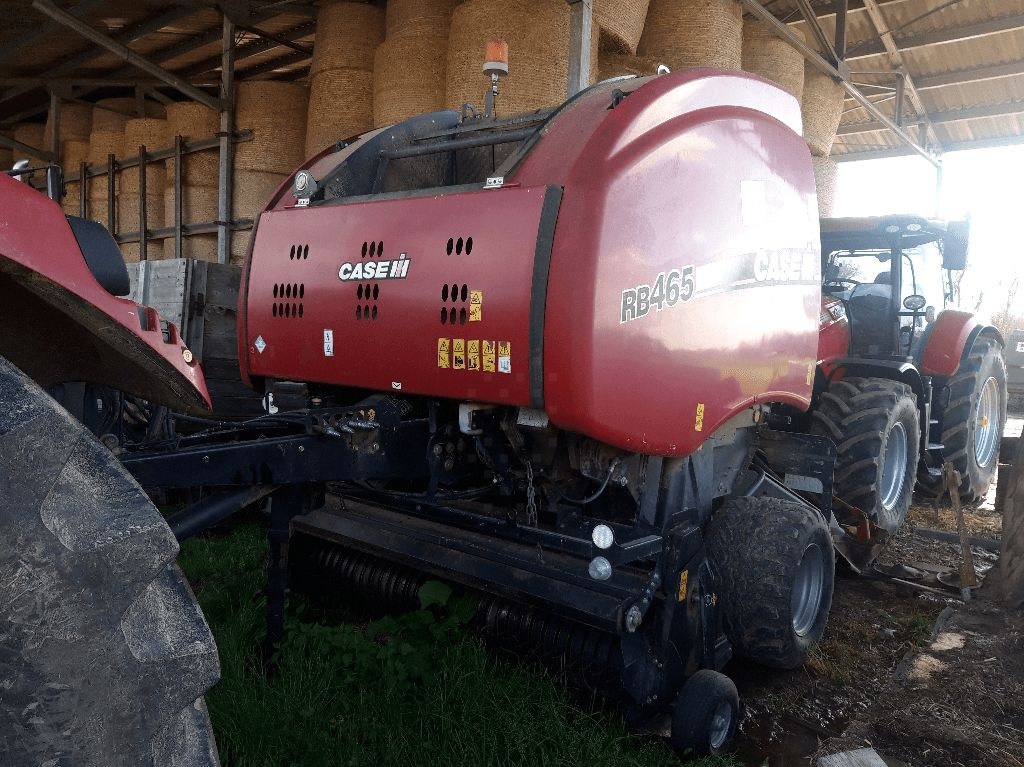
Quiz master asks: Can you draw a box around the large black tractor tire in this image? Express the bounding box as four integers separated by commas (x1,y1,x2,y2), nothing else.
0,356,220,767
811,377,919,533
931,337,1007,504
706,497,834,670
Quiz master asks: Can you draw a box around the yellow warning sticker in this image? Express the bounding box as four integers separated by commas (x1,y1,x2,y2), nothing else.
437,338,450,369
469,304,482,322
805,362,815,386
482,340,496,373
468,340,480,371
677,570,689,602
453,339,466,370
694,402,705,432
470,290,483,305
497,341,511,374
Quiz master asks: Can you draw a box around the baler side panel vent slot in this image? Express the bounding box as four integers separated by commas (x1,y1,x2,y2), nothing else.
271,283,305,319
356,282,381,321
440,283,470,325
446,236,474,256
361,241,385,259
289,244,309,261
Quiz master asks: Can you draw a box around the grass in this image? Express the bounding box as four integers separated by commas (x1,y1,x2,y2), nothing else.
178,521,729,767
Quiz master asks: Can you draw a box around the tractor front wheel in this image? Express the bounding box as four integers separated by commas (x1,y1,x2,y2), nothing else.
812,377,920,533
0,356,220,767
706,497,834,669
931,337,1007,504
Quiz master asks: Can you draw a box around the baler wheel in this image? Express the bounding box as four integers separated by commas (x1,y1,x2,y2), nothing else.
669,669,739,756
706,497,834,669
811,377,919,532
924,337,1007,505
0,356,220,767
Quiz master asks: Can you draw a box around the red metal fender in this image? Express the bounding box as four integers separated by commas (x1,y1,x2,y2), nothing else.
920,309,1001,377
0,173,211,412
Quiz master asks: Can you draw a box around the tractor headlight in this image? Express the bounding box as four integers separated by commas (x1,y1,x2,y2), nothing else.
591,524,615,550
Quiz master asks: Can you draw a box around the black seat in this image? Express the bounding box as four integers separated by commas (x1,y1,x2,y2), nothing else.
66,215,130,297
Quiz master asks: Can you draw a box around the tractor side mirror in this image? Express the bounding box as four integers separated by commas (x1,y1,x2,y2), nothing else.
942,220,969,270
45,165,63,202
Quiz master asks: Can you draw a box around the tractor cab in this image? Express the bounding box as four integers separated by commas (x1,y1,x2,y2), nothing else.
820,215,969,360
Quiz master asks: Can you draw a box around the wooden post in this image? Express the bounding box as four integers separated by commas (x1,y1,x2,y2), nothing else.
1003,425,1024,607
943,462,977,599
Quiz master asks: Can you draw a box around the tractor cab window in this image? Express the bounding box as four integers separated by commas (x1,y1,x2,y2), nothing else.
901,241,948,314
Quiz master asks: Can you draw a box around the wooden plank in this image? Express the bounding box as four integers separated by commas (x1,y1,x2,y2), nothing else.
818,748,889,767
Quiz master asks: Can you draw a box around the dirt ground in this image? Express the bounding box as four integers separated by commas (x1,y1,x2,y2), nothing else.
731,419,1024,766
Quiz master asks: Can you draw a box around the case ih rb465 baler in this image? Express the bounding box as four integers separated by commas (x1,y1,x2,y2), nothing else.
2,64,999,762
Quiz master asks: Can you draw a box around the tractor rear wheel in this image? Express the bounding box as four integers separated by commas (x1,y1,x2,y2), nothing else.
0,356,220,767
931,337,1007,504
811,377,919,533
706,497,834,669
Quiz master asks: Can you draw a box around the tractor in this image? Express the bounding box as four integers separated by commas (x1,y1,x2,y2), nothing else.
808,216,1006,540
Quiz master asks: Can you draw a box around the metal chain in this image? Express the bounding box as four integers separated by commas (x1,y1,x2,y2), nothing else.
525,460,538,527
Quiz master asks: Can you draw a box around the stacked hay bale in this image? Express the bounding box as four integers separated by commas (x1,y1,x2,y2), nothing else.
598,50,659,81
12,123,47,164
741,21,805,98
596,0,650,54
163,102,220,260
0,131,11,170
306,2,384,156
373,0,458,126
234,81,309,263
86,99,161,229
638,0,742,71
118,117,168,261
447,0,571,117
802,65,845,216
60,140,90,215
45,102,93,156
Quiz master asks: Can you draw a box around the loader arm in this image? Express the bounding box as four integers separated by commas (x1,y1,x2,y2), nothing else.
0,173,210,413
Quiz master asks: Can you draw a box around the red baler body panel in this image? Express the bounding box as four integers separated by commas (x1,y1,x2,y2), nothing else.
242,71,821,456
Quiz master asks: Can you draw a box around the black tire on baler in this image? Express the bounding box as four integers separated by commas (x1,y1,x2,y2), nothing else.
0,356,221,767
811,377,919,533
930,337,1007,505
670,669,739,756
705,497,834,670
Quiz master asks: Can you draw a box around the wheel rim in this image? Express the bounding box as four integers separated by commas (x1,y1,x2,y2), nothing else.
880,421,908,512
790,542,826,637
708,701,733,750
975,376,1000,468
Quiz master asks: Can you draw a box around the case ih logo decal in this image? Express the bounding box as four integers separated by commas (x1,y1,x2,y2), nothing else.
338,253,410,282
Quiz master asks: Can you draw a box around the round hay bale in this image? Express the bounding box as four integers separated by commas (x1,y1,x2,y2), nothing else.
91,98,136,133
637,0,742,71
595,0,650,55
12,123,46,162
235,81,309,175
118,192,165,233
802,65,845,156
233,169,287,222
742,21,805,98
446,0,570,118
812,153,838,217
162,233,219,261
386,0,459,37
163,185,219,228
311,2,385,75
373,31,448,126
598,50,659,81
305,67,374,155
87,186,114,229
45,102,92,145
61,139,90,169
164,101,221,187
87,130,122,165
121,118,168,194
